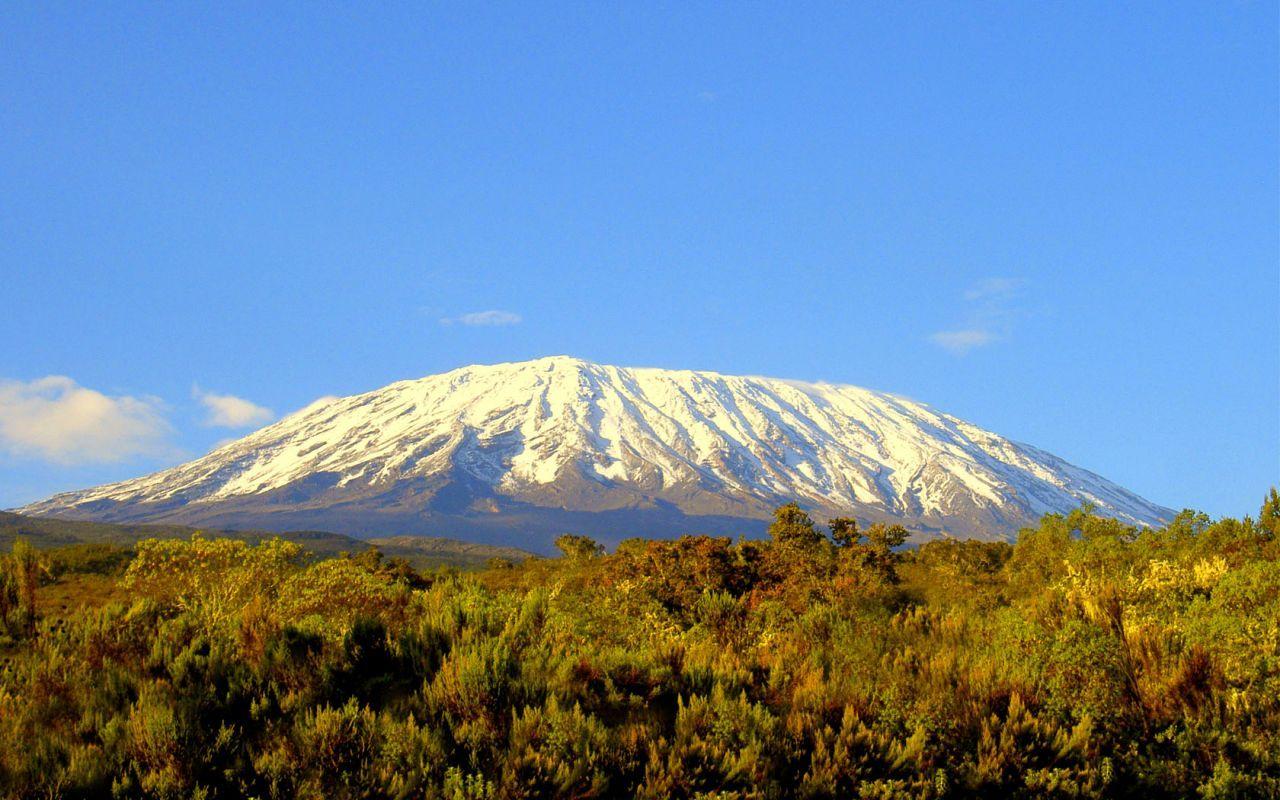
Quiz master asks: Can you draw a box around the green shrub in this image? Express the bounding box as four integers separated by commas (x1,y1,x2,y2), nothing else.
1,496,1278,798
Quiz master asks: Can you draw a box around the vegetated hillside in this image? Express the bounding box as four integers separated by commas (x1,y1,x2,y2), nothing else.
21,357,1171,546
366,535,537,565
0,512,533,569
0,511,199,549
1,490,1277,798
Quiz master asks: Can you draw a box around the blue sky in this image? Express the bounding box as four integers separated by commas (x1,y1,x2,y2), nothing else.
1,3,1276,518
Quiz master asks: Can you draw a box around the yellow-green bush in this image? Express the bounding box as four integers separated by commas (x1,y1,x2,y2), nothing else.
1,493,1278,798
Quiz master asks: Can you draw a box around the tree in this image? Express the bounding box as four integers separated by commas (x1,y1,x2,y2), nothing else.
828,520,910,587
768,503,824,549
554,534,603,561
350,545,385,572
828,517,860,548
864,522,909,554
1259,487,1280,539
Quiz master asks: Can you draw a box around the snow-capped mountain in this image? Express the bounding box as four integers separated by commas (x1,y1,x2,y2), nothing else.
21,357,1171,547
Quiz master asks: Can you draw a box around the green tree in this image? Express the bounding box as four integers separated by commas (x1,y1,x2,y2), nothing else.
1259,487,1280,539
827,517,860,548
555,534,604,560
768,502,824,549
824,519,909,586
864,522,909,553
350,544,385,572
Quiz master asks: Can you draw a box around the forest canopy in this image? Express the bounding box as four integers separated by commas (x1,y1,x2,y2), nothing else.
2,491,1279,799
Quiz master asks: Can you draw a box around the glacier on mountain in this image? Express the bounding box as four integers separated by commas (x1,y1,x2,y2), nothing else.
20,356,1171,545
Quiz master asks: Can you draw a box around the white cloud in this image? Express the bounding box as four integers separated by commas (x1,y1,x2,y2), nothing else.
929,329,996,355
930,277,1025,356
194,387,274,428
962,277,1024,301
440,309,523,327
0,376,173,464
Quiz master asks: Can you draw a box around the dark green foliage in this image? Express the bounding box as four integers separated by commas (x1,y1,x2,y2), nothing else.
554,534,604,561
1260,487,1280,539
768,502,825,549
827,516,860,548
44,543,133,579
2,492,1279,798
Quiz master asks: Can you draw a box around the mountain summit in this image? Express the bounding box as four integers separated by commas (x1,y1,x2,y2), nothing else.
21,356,1171,547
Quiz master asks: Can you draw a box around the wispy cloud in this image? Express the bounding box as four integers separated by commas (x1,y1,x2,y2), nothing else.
194,386,274,428
929,329,996,355
930,278,1026,355
963,277,1023,302
0,376,173,464
440,309,523,327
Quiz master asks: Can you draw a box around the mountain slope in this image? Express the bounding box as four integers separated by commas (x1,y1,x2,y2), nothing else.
19,357,1171,546
0,511,534,568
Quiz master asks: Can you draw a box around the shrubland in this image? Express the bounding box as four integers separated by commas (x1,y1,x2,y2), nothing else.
1,490,1278,798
